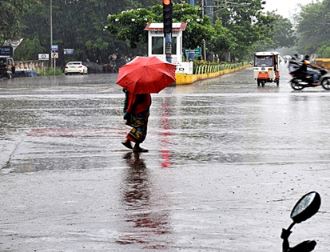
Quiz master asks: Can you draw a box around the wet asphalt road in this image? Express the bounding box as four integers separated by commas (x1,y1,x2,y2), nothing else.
1,64,330,251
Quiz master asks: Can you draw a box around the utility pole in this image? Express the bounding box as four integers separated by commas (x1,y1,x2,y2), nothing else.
201,0,205,18
201,0,206,60
50,0,53,69
50,0,57,75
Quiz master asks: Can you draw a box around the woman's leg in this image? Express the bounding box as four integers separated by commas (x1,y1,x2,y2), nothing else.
133,142,148,152
124,112,149,152
122,138,133,149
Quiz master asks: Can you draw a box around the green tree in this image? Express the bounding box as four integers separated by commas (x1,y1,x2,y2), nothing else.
107,3,215,51
271,15,295,49
253,12,295,51
213,0,267,59
14,37,44,60
0,0,38,42
316,44,330,57
107,7,157,49
209,20,236,60
176,5,214,50
296,0,330,54
17,0,159,62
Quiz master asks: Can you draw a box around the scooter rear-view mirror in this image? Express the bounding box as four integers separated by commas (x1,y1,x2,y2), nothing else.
281,191,321,252
290,191,321,224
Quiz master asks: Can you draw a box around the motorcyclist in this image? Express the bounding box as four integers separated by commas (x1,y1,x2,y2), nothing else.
292,53,299,61
301,55,323,83
288,54,301,73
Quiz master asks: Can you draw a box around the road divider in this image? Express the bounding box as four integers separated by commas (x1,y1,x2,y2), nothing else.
175,62,250,85
315,58,330,70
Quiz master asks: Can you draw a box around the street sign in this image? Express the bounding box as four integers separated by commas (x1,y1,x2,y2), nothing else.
184,47,202,60
64,48,74,55
51,52,59,59
0,46,13,57
3,39,23,51
51,45,58,52
38,53,50,61
194,47,201,57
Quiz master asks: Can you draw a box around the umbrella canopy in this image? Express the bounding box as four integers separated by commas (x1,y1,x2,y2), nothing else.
116,56,176,94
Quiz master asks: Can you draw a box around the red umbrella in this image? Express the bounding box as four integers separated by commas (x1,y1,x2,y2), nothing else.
116,56,176,94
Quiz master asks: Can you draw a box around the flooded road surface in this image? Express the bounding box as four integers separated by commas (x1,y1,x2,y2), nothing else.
1,65,330,251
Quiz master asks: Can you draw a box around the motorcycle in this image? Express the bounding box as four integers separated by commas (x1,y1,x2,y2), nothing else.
288,60,330,90
281,191,321,252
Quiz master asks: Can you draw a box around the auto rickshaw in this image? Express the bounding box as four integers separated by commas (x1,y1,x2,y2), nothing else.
253,51,280,87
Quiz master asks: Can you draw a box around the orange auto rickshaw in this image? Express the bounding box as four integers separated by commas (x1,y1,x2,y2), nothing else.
253,51,280,87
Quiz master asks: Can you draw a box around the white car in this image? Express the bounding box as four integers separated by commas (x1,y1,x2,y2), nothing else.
64,61,88,75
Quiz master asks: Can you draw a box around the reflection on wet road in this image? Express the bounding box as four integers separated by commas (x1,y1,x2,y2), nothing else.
1,66,330,251
117,152,171,249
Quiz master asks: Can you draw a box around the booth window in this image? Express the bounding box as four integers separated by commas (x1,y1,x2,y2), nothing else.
172,37,177,54
152,36,177,55
152,37,164,54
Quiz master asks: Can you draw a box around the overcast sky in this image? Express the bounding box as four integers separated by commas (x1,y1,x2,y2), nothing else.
264,0,315,19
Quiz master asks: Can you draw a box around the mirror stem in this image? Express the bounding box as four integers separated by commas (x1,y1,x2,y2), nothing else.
287,222,295,232
281,222,295,252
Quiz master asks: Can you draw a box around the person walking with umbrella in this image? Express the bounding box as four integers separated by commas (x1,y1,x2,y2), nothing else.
116,56,176,152
122,89,151,152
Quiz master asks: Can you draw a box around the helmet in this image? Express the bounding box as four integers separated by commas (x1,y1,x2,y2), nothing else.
304,55,310,60
292,53,299,60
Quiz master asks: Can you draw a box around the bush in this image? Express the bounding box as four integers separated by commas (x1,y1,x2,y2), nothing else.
316,45,330,58
15,37,45,60
37,67,63,76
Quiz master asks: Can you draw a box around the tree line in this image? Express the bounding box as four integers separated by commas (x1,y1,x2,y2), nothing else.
1,0,327,63
1,0,158,64
106,2,295,61
296,0,330,57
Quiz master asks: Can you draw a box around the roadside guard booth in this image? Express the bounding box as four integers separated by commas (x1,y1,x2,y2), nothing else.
144,22,193,74
253,51,280,87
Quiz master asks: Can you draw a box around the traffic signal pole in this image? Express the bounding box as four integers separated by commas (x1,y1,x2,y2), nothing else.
163,0,172,63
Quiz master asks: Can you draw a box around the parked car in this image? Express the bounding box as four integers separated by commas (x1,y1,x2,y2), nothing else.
64,61,88,75
0,56,15,79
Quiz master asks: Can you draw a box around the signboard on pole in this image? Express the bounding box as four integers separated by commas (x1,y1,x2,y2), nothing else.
3,39,23,51
194,47,201,57
0,46,13,57
64,48,74,55
184,47,202,61
51,52,59,59
38,53,50,61
51,45,58,52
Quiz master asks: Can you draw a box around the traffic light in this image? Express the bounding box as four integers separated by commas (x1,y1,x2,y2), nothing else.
163,0,172,34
